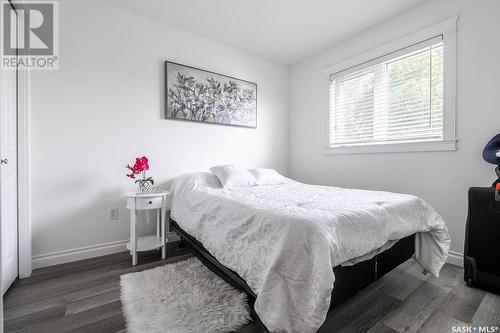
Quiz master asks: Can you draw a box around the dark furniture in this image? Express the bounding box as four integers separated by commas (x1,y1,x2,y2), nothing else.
464,187,500,294
170,219,415,308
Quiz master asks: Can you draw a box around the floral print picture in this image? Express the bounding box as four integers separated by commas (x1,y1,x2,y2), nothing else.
165,61,257,128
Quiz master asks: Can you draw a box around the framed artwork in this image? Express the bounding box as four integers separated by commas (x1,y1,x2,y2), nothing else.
165,61,257,128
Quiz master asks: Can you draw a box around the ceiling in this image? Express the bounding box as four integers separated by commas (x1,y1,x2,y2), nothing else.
103,0,424,65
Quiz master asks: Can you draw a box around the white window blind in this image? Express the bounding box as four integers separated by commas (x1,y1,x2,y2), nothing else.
329,36,444,147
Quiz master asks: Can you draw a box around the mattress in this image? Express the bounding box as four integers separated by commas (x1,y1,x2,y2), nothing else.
167,172,451,333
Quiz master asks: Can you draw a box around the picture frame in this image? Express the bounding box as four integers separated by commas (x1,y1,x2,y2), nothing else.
165,61,257,128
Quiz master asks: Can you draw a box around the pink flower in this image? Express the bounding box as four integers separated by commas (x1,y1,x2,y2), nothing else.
140,156,149,170
125,156,150,179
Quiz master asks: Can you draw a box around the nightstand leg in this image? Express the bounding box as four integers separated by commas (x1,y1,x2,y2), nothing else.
161,200,166,259
156,209,160,238
132,251,137,266
131,205,137,266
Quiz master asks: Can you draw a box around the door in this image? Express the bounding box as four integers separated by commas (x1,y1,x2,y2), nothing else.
1,4,18,295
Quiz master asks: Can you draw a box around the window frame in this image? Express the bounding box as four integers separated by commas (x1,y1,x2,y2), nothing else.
323,16,458,155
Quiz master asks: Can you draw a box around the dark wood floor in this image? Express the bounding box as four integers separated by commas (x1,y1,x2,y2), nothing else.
3,242,500,333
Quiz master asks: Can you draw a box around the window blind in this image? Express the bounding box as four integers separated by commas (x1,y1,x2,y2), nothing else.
329,36,444,147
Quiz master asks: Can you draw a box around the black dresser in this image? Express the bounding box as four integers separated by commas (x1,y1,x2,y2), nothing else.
464,187,500,294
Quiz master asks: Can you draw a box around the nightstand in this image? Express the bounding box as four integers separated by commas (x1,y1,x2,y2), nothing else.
125,191,169,265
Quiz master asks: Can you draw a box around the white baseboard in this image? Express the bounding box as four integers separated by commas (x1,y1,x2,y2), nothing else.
32,239,129,269
32,232,180,269
447,250,464,267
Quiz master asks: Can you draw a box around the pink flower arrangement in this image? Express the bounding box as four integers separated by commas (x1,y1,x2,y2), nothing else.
126,156,153,185
126,156,149,179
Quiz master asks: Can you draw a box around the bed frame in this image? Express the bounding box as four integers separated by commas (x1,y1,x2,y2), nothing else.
170,219,415,309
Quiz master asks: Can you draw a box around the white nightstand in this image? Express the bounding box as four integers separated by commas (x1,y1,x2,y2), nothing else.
125,191,169,265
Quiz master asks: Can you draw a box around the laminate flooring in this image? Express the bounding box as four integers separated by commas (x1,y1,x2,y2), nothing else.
3,243,499,333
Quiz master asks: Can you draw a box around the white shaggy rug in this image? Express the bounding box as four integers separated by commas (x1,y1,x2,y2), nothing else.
120,257,252,333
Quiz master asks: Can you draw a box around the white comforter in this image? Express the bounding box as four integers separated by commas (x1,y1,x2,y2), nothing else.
167,173,450,333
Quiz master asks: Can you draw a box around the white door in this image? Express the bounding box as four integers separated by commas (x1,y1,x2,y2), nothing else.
0,7,18,295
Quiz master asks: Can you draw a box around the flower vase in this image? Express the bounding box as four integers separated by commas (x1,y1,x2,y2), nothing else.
137,179,152,193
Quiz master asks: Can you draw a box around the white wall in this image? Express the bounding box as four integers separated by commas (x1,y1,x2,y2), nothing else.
30,0,289,262
289,0,500,258
31,0,500,266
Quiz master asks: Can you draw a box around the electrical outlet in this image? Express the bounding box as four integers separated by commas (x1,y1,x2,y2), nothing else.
108,207,118,220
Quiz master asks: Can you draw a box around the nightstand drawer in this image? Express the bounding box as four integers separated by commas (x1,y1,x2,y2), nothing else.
128,196,163,210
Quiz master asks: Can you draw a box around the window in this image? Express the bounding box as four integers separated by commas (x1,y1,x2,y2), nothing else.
325,18,457,154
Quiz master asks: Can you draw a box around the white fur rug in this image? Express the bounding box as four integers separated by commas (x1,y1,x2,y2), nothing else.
120,257,252,333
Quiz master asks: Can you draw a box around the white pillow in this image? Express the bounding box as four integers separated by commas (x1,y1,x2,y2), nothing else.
247,168,291,185
209,165,257,189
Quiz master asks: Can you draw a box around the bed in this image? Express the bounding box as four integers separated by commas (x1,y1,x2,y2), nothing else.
167,170,450,333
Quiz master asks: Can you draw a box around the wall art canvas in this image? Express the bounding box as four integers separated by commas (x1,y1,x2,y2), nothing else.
165,61,257,128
